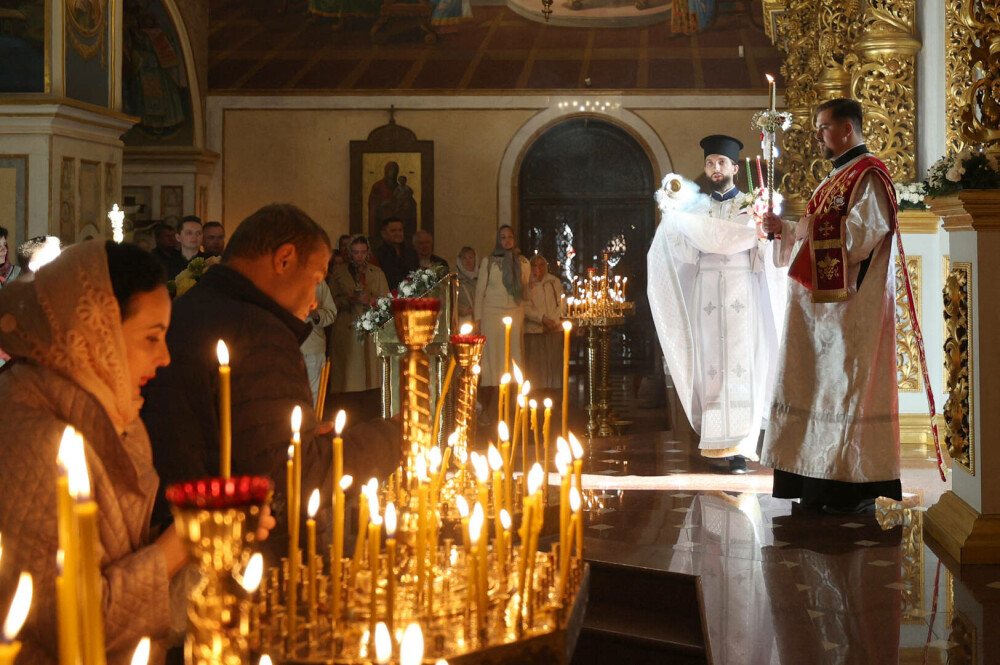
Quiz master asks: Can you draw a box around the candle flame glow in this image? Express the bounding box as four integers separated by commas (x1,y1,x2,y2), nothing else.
497,421,509,442
500,373,511,386
57,426,75,472
562,320,573,331
447,431,459,448
473,455,489,483
529,399,537,409
469,508,483,544
500,509,512,530
130,637,150,665
517,394,526,408
241,553,264,593
290,406,302,434
502,316,513,326
527,463,544,494
765,73,774,83
400,623,424,665
260,656,272,665
340,474,354,490
429,446,442,472
472,365,481,376
556,437,570,459
307,489,320,518
459,323,474,335
334,410,346,435
521,380,531,396
287,445,294,461
569,486,582,512
415,454,428,482
512,362,523,385
3,571,32,641
544,398,553,408
374,623,392,664
216,340,229,366
456,495,470,518
385,502,397,536
68,432,91,501
569,432,584,459
487,444,503,471
472,501,484,524
555,454,569,476
370,513,382,527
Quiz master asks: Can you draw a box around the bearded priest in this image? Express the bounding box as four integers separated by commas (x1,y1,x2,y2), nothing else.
760,98,903,515
648,134,782,475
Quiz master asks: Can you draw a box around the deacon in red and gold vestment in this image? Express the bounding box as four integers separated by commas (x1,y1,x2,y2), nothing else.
759,98,903,514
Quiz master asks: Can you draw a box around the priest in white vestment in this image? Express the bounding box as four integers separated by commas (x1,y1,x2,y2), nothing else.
760,98,903,515
648,134,781,474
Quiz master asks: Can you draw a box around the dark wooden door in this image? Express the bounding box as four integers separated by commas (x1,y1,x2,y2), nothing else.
518,118,656,369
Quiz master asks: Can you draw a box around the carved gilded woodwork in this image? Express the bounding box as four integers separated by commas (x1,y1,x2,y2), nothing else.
943,262,974,475
946,1,1000,152
895,255,922,392
943,255,950,393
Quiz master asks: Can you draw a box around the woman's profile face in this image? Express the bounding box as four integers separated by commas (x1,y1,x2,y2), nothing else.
0,236,7,265
121,286,172,402
499,227,515,251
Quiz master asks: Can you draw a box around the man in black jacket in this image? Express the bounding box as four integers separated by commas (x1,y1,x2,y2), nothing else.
142,203,400,557
373,217,418,289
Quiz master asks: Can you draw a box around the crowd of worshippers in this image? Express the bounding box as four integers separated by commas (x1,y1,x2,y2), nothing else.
0,204,566,665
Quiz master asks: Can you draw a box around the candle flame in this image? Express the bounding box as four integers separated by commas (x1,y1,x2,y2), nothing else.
473,455,489,483
497,421,510,442
521,380,531,396
307,489,320,518
415,454,428,482
216,340,229,366
544,398,553,408
502,316,513,326
455,495,469,518
334,410,346,435
429,446,442,472
556,437,570,459
765,73,774,83
367,478,378,495
57,426,76,472
459,323,474,335
400,623,424,665
469,508,483,544
290,406,302,434
70,432,91,501
287,445,294,461
259,656,272,665
527,463,544,494
3,571,32,641
374,623,392,664
487,444,503,471
562,320,573,332
500,373,511,385
472,365,481,376
370,513,382,527
569,433,584,459
500,509,512,530
447,431,459,448
241,553,264,592
385,502,397,536
570,486,582,512
472,501,484,525
529,398,537,409
555,454,569,476
340,474,353,490
436,660,449,665
517,394,526,408
130,638,150,665
512,362,523,385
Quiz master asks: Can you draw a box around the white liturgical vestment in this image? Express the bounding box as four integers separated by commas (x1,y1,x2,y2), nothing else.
648,184,782,459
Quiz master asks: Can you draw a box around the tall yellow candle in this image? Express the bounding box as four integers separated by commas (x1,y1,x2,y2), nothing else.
216,341,232,478
289,407,303,640
306,490,319,627
524,464,545,627
569,433,584,500
498,422,512,521
474,456,489,524
529,399,540,466
487,445,505,561
520,384,531,476
515,493,534,629
557,487,581,602
332,412,348,618
766,73,776,112
427,510,439,612
499,509,512,586
456,495,471,559
351,487,370,581
74,465,107,665
574,485,584,561
416,481,428,588
502,316,512,377
468,537,480,637
556,451,571,561
470,506,488,636
56,553,79,665
542,399,553,506
1,572,32,665
56,429,80,665
368,514,382,647
498,373,510,430
510,397,522,468
384,503,397,635
561,321,572,437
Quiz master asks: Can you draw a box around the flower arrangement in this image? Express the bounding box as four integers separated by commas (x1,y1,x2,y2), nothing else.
894,182,929,211
167,255,220,298
354,267,445,337
924,148,1000,197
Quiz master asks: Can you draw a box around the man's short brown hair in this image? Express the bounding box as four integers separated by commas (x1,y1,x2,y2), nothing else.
222,204,330,265
815,98,864,134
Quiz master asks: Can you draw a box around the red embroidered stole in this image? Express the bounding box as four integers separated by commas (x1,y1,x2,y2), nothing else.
788,156,897,303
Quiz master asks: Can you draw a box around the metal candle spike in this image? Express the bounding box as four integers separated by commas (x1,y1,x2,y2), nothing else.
751,76,790,240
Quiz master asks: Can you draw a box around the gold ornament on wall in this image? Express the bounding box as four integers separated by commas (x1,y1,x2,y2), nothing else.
895,255,921,392
65,0,108,69
942,262,974,475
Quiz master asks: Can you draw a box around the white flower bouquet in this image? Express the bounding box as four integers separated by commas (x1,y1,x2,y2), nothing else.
353,267,445,338
925,148,1000,197
894,182,929,211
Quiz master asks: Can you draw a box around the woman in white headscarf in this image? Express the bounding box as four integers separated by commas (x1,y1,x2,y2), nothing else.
455,246,478,326
523,254,564,390
474,225,530,390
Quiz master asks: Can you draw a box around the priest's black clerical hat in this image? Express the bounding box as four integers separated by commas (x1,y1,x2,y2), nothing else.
700,134,744,162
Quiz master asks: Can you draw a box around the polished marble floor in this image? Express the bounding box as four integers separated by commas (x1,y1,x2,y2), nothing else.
572,431,998,664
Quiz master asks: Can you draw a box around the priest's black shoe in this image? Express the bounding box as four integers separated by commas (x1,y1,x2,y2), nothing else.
728,456,751,474
822,498,876,515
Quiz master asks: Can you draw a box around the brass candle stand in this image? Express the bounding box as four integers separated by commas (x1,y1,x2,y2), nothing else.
449,333,485,462
393,298,441,485
562,253,634,439
166,476,271,665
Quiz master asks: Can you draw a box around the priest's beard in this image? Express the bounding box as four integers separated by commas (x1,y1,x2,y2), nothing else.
710,175,735,192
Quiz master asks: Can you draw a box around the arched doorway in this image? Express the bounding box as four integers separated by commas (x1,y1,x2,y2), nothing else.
518,117,656,369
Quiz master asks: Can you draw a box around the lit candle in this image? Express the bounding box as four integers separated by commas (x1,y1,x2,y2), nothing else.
332,412,348,619
542,399,553,505
573,483,583,561
569,433,584,499
384,503,397,635
456,495,471,559
520,383,531,477
557,487,581,602
471,505,488,636
427,509,439,613
374,622,392,665
217,340,232,478
561,321,572,437
351,482,372,581
285,445,296,632
56,429,80,665
498,373,511,428
511,394,524,470
529,397,539,467
488,445,505,573
400,623,424,665
524,464,545,626
0,572,32,665
129,637,149,665
766,73,776,112
499,509,512,586
70,437,106,665
515,486,534,628
368,513,382,648
306,489,319,627
555,450,571,570
497,422,512,522
502,316,513,377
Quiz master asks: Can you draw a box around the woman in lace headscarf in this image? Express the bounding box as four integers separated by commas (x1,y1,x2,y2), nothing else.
474,225,530,396
455,246,478,326
0,240,273,665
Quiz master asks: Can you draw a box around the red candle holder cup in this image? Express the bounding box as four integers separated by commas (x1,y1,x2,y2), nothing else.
390,297,441,314
165,475,272,511
450,334,486,345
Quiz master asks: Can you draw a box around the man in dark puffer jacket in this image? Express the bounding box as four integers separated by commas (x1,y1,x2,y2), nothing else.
142,203,401,560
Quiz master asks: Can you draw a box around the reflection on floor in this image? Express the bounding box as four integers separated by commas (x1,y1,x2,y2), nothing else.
570,430,998,664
